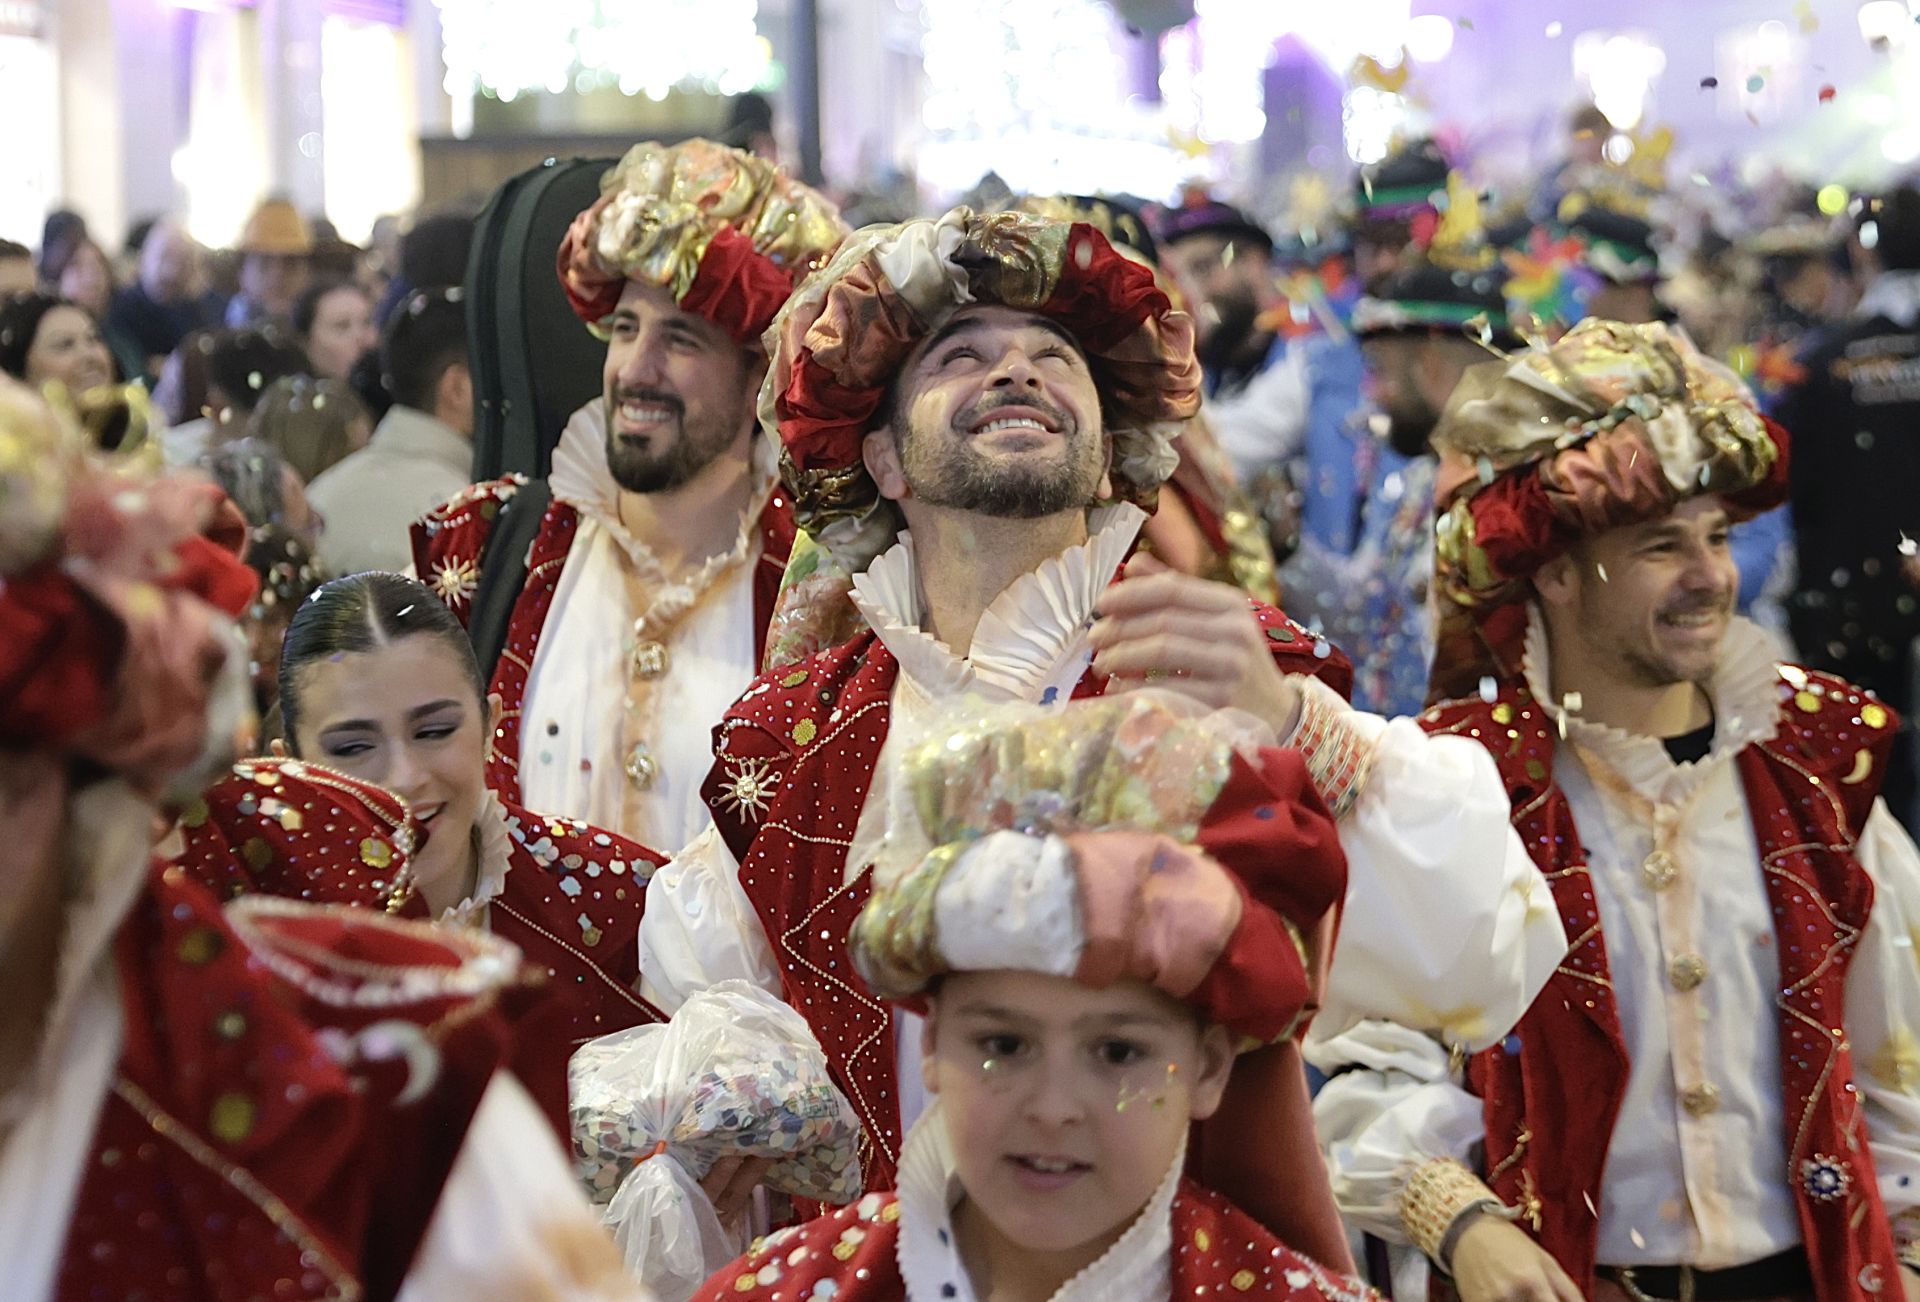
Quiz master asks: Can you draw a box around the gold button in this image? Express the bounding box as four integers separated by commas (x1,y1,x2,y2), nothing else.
1669,953,1708,991
1681,1083,1720,1116
209,1092,257,1143
1642,850,1678,891
177,927,225,966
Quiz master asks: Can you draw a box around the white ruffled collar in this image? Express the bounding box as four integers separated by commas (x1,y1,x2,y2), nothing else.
547,399,777,589
436,791,515,928
851,503,1147,704
895,1098,1179,1302
1521,603,1785,795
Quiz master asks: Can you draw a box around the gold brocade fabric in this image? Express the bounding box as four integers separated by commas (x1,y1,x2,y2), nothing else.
559,138,847,333
852,694,1256,997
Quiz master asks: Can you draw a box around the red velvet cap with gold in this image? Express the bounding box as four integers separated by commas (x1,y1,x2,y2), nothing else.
848,692,1344,1047
170,756,427,916
1428,317,1789,703
555,138,847,346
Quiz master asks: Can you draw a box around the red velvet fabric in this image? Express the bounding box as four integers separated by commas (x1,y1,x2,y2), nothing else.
1425,675,1901,1301
680,225,799,345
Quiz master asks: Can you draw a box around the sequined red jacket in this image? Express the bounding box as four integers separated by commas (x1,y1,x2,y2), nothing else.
58,863,542,1302
1420,669,1903,1300
700,607,1352,1195
691,1181,1376,1302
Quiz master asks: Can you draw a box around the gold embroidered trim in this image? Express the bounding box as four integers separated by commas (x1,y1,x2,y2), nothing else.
113,1077,362,1300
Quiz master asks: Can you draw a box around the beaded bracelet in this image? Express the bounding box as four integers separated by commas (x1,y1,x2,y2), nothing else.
1284,677,1377,820
1400,1157,1508,1266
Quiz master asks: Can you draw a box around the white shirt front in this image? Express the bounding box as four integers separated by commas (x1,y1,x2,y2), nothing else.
521,402,772,853
639,507,1565,1146
1311,609,1920,1270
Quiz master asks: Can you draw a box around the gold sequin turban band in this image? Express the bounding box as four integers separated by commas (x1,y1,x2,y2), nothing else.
556,138,848,345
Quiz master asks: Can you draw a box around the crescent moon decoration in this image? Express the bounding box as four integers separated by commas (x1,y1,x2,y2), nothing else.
1858,1263,1883,1294
1844,748,1874,785
355,1019,445,1106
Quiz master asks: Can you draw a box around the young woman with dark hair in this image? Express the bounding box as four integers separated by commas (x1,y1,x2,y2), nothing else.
169,571,669,1088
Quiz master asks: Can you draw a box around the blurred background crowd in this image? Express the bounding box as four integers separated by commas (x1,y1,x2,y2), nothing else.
7,0,1920,822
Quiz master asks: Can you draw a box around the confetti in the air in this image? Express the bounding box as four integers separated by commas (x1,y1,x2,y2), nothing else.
1544,20,1562,37
1818,84,1836,103
1457,16,1474,30
1746,73,1766,93
1700,76,1719,90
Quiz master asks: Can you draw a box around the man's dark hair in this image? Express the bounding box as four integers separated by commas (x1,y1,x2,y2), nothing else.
1568,103,1612,138
381,288,469,412
123,216,159,260
38,209,87,282
280,571,487,747
723,92,776,149
1867,185,1920,272
0,238,29,263
204,327,312,417
399,213,475,291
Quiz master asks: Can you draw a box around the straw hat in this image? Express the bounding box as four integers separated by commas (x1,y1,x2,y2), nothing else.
237,199,314,258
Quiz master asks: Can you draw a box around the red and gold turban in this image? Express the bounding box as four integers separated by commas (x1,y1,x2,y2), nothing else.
756,208,1204,666
764,206,1203,531
850,693,1342,1046
555,138,847,346
1428,318,1789,702
0,376,258,788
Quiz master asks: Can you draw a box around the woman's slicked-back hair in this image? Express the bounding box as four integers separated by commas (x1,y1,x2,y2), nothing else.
279,571,486,751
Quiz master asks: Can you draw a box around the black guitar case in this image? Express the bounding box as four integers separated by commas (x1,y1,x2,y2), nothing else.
460,155,616,676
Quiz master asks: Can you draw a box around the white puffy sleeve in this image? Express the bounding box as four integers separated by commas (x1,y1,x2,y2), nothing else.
1285,675,1567,1051
638,822,782,1014
1307,1020,1487,1245
1845,799,1920,1266
399,1071,652,1300
1205,344,1310,482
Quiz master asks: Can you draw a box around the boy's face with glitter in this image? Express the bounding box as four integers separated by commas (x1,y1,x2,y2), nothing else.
923,970,1235,1257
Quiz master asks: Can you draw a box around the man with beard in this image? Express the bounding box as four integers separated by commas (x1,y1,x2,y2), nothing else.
1311,319,1920,1302
1280,187,1514,717
1171,140,1455,563
624,208,1567,1230
413,140,846,851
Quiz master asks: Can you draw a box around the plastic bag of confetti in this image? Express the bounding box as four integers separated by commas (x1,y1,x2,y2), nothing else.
569,980,862,1300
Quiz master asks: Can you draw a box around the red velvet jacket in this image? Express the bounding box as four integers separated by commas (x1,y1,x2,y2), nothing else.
58,864,541,1302
700,605,1351,1195
692,1180,1377,1302
1421,669,1902,1299
411,475,796,806
172,774,666,1132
